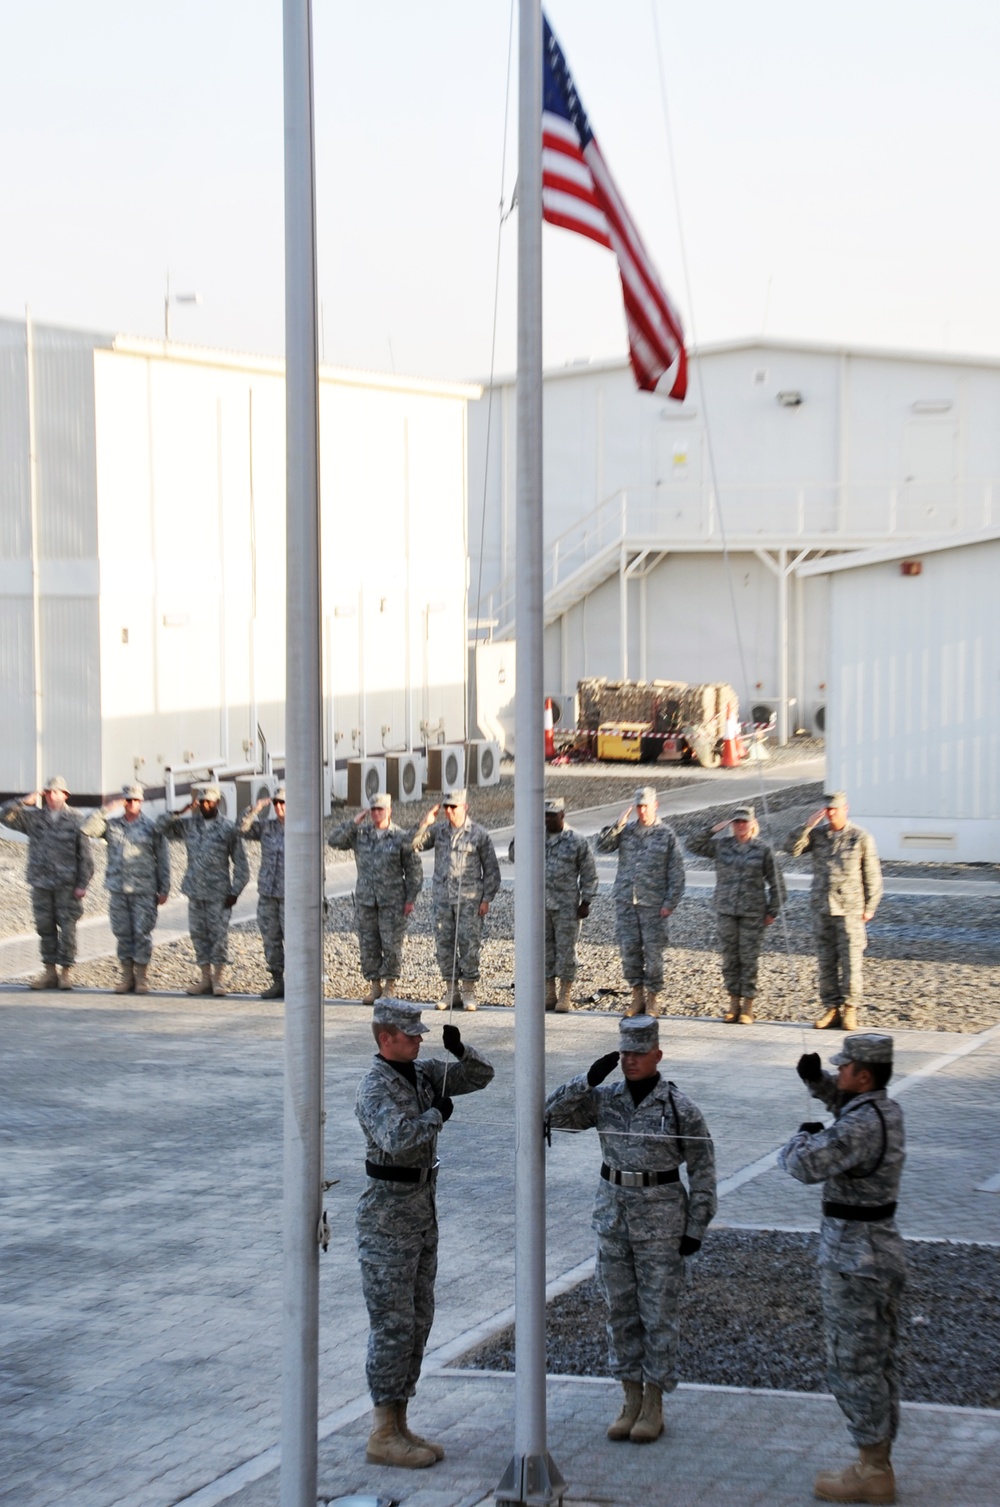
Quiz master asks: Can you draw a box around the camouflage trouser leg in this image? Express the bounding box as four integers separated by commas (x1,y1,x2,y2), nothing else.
717,912,765,997
614,903,667,991
31,886,83,967
545,906,581,981
357,1188,438,1405
434,904,483,983
188,897,231,966
596,1233,683,1393
108,892,160,964
816,914,867,1009
821,1268,904,1447
257,896,285,975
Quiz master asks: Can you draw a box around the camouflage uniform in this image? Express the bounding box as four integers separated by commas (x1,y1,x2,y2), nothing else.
1,799,94,966
779,1048,906,1448
410,817,500,983
508,826,599,981
82,810,170,965
328,819,423,982
597,816,685,991
687,826,785,997
355,1033,494,1404
545,1064,716,1392
785,818,883,1015
156,809,249,966
239,808,285,976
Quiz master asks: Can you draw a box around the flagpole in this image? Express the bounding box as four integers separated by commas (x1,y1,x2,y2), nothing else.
496,2,563,1502
280,4,325,1506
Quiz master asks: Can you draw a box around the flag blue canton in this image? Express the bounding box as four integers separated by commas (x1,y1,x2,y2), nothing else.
543,18,594,147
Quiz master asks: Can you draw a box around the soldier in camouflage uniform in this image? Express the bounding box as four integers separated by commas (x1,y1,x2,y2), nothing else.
239,786,286,1000
597,785,685,1016
785,791,883,1030
687,803,785,1025
780,1033,906,1504
545,1015,717,1444
82,783,170,995
328,792,423,1005
410,789,501,1010
356,998,494,1468
157,785,249,997
508,796,598,1012
1,775,94,990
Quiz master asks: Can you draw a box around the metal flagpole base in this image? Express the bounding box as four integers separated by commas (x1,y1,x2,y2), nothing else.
495,1451,565,1506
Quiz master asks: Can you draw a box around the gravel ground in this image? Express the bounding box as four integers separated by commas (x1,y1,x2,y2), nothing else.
461,1230,1000,1410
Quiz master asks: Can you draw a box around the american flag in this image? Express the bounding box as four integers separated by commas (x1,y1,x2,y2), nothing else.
542,16,688,400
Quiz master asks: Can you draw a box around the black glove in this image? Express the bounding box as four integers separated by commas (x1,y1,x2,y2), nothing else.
442,1024,465,1058
796,1052,822,1084
679,1235,702,1257
799,1121,824,1135
577,902,591,919
432,1095,454,1123
223,893,238,909
587,1051,620,1087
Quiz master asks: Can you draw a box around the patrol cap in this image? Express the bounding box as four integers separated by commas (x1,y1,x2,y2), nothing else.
732,805,755,821
121,783,145,800
199,785,222,803
369,792,392,810
44,775,69,793
372,999,429,1036
272,785,286,801
441,788,468,806
823,790,848,809
619,1014,659,1053
830,1032,893,1067
544,796,565,814
633,786,658,807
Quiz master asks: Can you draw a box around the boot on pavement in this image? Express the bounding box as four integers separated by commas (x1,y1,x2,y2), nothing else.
260,973,284,999
629,1382,664,1443
461,981,478,1012
606,1379,644,1441
813,1440,895,1504
210,964,228,997
644,990,662,1017
814,1006,842,1030
365,1403,435,1468
382,977,400,997
724,994,741,1023
738,997,755,1024
57,966,74,991
625,984,645,1017
841,1004,859,1031
115,961,135,995
544,978,558,1011
361,979,382,1006
187,965,213,996
133,964,150,995
555,979,573,1013
395,1400,445,1461
29,964,59,990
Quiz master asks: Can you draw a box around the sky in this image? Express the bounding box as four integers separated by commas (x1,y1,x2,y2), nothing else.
3,1,1000,383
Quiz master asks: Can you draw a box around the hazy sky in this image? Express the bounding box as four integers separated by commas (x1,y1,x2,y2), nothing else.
3,2,998,381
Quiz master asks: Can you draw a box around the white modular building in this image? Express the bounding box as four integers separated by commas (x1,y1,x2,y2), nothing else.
798,530,1000,863
0,317,478,805
468,339,1000,741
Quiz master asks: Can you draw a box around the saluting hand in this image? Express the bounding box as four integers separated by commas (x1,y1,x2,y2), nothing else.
587,1051,620,1087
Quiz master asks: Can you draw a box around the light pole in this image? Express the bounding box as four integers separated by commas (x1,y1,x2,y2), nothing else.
164,272,202,340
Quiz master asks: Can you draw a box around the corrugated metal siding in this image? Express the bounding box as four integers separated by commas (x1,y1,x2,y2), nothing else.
40,596,102,790
0,597,37,790
33,329,102,559
0,323,29,558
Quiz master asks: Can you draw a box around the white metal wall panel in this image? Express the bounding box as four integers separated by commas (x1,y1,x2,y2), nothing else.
39,596,101,791
32,328,102,559
0,598,37,791
0,323,29,558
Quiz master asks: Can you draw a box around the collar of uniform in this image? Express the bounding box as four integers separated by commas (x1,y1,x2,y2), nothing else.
839,1086,888,1115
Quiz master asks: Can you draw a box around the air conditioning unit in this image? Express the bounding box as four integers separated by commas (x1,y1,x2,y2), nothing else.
425,744,465,794
385,752,423,803
215,781,239,822
235,774,278,813
347,757,387,807
544,692,577,728
466,739,501,787
749,701,778,729
813,702,827,735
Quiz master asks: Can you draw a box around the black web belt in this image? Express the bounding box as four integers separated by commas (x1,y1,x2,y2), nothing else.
601,1163,680,1189
366,1160,439,1185
823,1200,897,1222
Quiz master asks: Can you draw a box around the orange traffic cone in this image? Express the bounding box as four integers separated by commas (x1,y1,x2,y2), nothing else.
544,697,556,760
720,703,741,768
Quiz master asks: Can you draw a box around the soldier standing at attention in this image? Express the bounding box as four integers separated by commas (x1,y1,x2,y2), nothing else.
157,785,249,997
597,786,685,1016
328,792,423,1005
239,785,286,1000
785,791,883,1030
1,775,94,991
780,1034,906,1504
82,783,170,995
356,998,494,1468
508,796,598,1012
410,789,501,1011
545,1015,716,1445
687,803,785,1024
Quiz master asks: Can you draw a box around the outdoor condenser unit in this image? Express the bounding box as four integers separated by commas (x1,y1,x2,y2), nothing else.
215,781,239,822
346,758,386,807
385,753,423,803
466,739,501,787
425,744,465,794
235,774,278,812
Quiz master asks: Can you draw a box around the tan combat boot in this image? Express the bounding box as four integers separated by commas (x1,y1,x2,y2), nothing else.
724,994,741,1023
814,1006,842,1029
361,979,382,1006
395,1400,444,1461
365,1403,435,1468
738,997,755,1025
606,1379,643,1441
544,978,558,1011
555,980,573,1013
461,981,478,1011
114,961,135,995
133,964,150,995
629,1382,663,1443
57,966,74,991
841,1004,859,1031
187,965,213,996
625,984,645,1017
813,1440,895,1504
644,990,662,1017
382,977,400,998
29,964,59,991
259,973,283,999
211,964,228,997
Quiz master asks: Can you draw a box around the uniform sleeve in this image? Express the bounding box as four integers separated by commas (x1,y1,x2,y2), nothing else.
596,817,625,853
577,837,599,905
544,1073,600,1130
409,823,437,854
784,821,813,857
81,811,109,840
0,799,32,836
678,1099,717,1240
156,812,187,840
239,807,262,840
230,828,250,896
779,1105,880,1185
75,821,95,889
860,831,883,916
764,844,786,916
686,826,718,860
420,1043,494,1097
155,828,171,894
479,832,501,903
664,831,686,911
355,1081,443,1154
402,840,423,904
326,819,357,851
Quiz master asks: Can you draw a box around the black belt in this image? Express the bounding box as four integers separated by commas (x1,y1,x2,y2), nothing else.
366,1160,439,1185
601,1163,680,1189
823,1200,897,1222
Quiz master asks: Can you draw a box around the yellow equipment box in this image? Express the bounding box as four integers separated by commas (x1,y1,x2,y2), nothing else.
596,722,647,761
